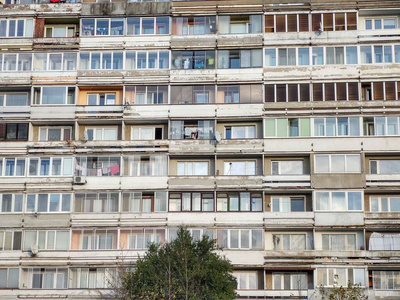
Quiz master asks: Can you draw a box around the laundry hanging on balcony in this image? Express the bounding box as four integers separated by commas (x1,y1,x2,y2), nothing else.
369,232,400,250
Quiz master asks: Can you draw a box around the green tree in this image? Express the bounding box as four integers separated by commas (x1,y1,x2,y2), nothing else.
114,227,237,300
319,281,368,300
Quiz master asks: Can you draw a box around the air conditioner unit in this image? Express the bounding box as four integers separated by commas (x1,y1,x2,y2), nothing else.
73,176,86,185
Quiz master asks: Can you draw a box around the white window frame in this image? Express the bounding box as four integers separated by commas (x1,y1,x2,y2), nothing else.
0,194,23,213
271,196,305,212
314,154,361,173
28,157,73,177
87,93,116,105
177,161,209,176
26,193,71,213
0,19,33,38
317,268,366,287
217,229,263,250
321,233,357,250
39,127,72,141
225,125,256,139
272,272,308,290
23,230,70,251
224,161,256,175
373,271,400,290
0,158,26,177
272,233,307,250
233,271,258,290
370,196,400,212
271,160,304,175
315,191,363,211
0,230,22,251
0,92,29,107
44,25,76,37
370,159,400,174
84,127,118,141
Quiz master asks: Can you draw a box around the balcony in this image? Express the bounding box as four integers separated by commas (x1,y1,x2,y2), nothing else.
264,212,314,228
263,175,311,189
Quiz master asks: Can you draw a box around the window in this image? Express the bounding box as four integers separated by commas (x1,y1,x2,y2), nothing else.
28,157,73,176
26,194,71,213
126,51,170,69
322,234,357,250
79,52,123,70
272,273,307,290
370,159,400,174
172,51,215,69
72,229,117,250
0,231,22,250
81,18,124,36
131,126,163,140
170,85,215,104
265,83,311,102
169,192,214,212
217,84,262,104
271,160,304,175
369,232,400,250
39,127,72,141
314,154,361,173
126,17,169,35
314,117,361,136
317,268,365,287
122,192,167,212
170,120,215,140
326,47,344,64
370,196,400,212
265,12,356,33
0,19,33,37
365,18,397,30
34,86,75,105
120,228,166,249
217,192,262,212
224,161,256,175
225,125,256,139
84,127,118,141
172,16,216,35
0,123,28,141
33,53,77,71
74,193,119,213
364,116,400,136
177,161,209,176
218,49,262,68
0,158,26,176
373,271,400,290
1,53,32,71
23,230,69,250
218,15,262,34
23,268,68,289
217,229,263,250
360,45,394,64
45,25,76,37
0,194,23,213
273,234,307,250
264,118,311,138
233,272,258,290
0,93,29,106
168,228,214,242
69,268,116,289
0,268,19,288
125,86,168,105
315,191,363,211
123,155,167,176
272,197,305,212
76,156,121,177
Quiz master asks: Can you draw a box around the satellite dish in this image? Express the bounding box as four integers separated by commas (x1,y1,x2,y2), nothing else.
215,131,221,143
31,244,38,256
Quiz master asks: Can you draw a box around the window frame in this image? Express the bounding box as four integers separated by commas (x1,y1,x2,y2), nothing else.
26,193,71,213
223,160,257,175
39,126,72,142
216,192,263,212
168,192,214,212
315,190,363,211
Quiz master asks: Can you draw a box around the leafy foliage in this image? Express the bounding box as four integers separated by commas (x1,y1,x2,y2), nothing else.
319,281,368,300
114,227,237,300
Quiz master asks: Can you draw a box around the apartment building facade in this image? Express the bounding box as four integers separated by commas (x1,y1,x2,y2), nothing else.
0,0,400,299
